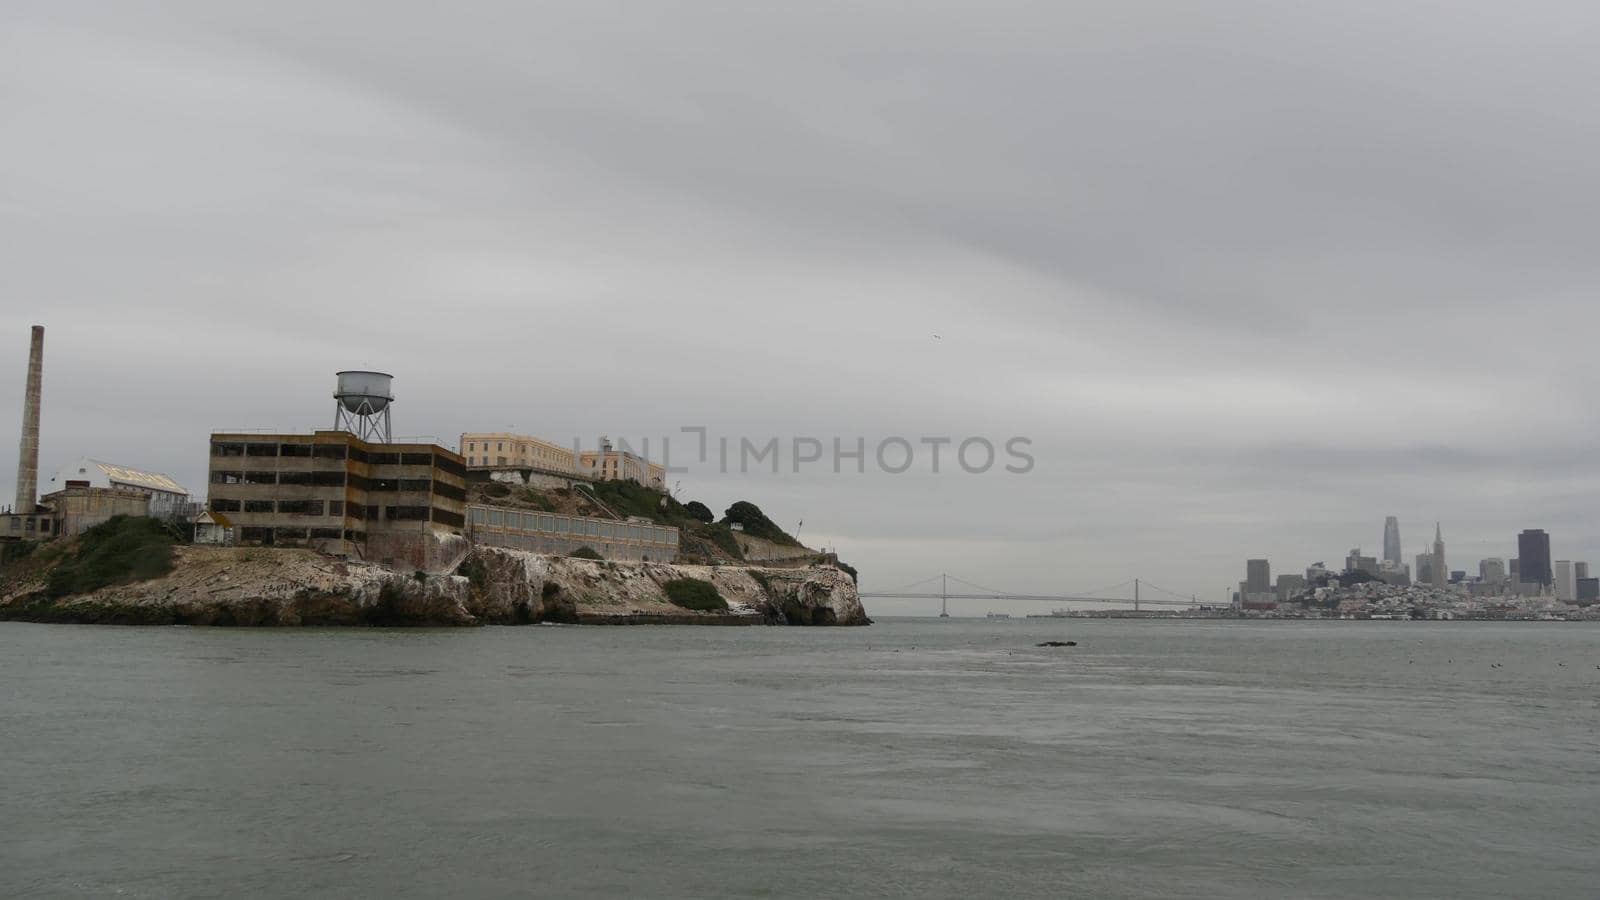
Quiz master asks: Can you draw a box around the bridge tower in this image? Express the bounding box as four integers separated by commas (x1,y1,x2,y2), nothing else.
938,573,950,618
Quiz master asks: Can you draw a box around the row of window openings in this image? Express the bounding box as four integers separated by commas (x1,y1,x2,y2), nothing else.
470,508,674,544
212,499,465,529
211,443,467,478
238,527,362,544
7,516,54,533
210,472,467,501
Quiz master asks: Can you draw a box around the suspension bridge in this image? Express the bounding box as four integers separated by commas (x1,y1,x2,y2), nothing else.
857,573,1202,615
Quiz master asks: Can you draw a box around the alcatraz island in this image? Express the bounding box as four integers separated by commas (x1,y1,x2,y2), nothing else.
0,326,868,627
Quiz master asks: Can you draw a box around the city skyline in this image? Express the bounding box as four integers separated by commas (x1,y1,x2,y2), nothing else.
1241,515,1589,601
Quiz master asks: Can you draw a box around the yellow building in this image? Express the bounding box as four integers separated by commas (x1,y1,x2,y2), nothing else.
460,433,579,476
578,444,667,490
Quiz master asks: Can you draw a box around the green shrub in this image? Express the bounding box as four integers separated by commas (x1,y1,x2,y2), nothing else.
569,546,603,560
683,501,714,523
721,501,802,546
696,523,745,560
662,577,727,611
45,516,176,599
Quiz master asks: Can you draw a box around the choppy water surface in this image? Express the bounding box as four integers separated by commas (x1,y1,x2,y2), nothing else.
2,618,1597,898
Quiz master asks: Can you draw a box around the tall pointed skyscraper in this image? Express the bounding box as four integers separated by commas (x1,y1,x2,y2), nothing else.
1383,516,1402,567
1431,522,1447,587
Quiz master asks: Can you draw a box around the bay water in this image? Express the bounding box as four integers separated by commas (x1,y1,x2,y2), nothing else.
2,619,1596,898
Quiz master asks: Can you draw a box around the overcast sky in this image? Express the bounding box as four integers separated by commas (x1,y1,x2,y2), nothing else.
4,1,1599,615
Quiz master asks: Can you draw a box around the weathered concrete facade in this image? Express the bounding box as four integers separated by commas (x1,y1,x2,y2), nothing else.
207,431,467,569
43,485,151,537
467,504,678,562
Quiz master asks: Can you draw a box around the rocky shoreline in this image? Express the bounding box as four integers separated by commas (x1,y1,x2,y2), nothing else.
0,545,869,627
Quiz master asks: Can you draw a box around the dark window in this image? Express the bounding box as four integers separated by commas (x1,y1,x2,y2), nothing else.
277,500,323,516
347,473,371,491
365,505,378,520
211,471,243,484
369,452,400,465
278,471,314,486
212,442,245,457
386,505,430,521
343,529,366,542
279,444,313,458
370,478,399,492
244,500,274,513
398,479,432,492
309,527,343,540
432,508,466,528
210,498,241,512
310,471,345,487
400,453,432,466
434,456,467,478
432,481,467,501
239,526,274,544
347,446,369,463
243,471,276,485
345,503,364,520
313,444,348,460
328,501,344,516
245,443,279,457
274,527,308,541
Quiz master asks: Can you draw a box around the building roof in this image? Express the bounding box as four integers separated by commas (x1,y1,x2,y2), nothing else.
52,458,188,496
196,509,233,528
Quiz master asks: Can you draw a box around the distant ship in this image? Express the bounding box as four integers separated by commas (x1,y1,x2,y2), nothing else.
985,612,1011,620
1024,608,1073,618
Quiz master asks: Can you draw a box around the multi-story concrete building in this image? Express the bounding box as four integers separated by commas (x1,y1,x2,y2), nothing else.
207,431,467,570
579,439,666,490
460,432,581,477
460,432,666,490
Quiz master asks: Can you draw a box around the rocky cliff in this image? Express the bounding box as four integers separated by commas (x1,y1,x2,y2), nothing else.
0,545,868,627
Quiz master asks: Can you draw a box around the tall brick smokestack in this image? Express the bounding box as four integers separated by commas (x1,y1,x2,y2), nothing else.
14,325,43,513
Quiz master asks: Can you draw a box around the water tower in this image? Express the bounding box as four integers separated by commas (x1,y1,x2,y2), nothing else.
333,370,393,443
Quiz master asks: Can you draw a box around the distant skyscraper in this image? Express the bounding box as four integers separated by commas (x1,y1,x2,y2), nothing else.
1554,560,1576,602
1345,548,1377,575
1383,516,1402,567
1479,558,1506,584
1518,530,1552,587
1431,523,1446,588
1576,562,1589,581
1415,552,1434,587
1246,559,1271,596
